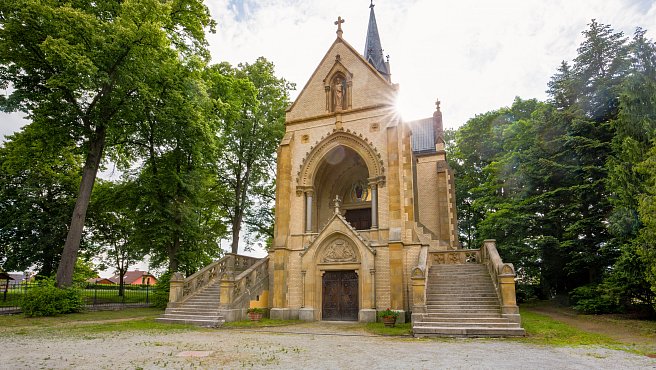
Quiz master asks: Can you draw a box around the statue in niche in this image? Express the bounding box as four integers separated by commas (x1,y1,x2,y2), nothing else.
333,76,346,111
323,238,356,263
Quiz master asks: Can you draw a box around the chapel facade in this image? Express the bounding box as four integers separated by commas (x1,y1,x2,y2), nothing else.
268,5,459,322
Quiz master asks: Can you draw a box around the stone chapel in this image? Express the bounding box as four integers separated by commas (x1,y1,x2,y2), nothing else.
269,5,460,322
161,3,523,337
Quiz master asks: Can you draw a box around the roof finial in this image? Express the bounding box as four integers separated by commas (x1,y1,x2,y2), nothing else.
370,0,375,9
435,98,441,111
334,16,345,37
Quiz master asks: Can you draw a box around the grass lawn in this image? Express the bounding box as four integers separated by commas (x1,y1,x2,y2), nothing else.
223,318,304,328
517,305,656,356
364,322,413,336
516,308,619,347
0,308,195,336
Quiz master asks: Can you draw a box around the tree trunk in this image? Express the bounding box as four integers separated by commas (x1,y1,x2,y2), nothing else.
55,126,106,287
231,215,241,254
118,268,125,297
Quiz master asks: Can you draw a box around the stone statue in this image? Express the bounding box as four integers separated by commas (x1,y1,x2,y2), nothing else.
334,78,344,110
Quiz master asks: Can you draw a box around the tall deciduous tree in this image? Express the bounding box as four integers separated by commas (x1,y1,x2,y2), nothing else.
0,123,82,277
89,181,142,296
206,58,292,254
0,0,214,286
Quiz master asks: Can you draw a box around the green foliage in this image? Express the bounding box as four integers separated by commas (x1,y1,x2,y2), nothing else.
570,285,621,314
151,271,171,309
377,308,400,318
0,0,215,286
0,124,82,276
20,280,84,317
72,258,98,286
452,21,652,304
206,58,293,254
246,307,265,314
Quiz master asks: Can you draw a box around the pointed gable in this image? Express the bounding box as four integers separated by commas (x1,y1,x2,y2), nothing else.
286,35,397,123
300,213,376,260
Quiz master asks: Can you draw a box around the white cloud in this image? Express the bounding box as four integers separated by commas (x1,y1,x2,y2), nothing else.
2,0,655,132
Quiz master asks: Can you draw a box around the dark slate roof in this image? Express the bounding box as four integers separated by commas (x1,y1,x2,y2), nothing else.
408,118,436,154
364,3,390,79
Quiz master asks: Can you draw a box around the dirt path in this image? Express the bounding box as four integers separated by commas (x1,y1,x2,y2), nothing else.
524,302,656,354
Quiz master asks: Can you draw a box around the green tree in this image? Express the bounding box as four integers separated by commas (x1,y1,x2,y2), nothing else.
0,0,214,286
89,181,143,296
206,58,292,254
124,60,225,274
0,123,81,277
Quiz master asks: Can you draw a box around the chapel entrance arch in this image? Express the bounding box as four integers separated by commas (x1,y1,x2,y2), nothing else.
297,131,384,234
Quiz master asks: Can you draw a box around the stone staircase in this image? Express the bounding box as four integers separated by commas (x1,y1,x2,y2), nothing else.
156,280,224,327
413,263,525,337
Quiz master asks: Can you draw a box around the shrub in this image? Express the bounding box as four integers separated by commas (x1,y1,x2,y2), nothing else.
20,281,84,317
247,307,265,314
377,308,399,318
151,271,171,309
569,284,620,314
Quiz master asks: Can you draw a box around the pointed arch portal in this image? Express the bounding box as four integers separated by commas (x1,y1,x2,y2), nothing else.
296,130,384,233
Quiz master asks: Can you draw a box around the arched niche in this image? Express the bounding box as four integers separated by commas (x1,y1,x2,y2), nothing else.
323,55,353,112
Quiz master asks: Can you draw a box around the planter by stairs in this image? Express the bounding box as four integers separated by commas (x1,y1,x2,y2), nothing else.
413,264,525,337
156,280,224,327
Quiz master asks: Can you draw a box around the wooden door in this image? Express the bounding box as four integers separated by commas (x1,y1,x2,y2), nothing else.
322,271,359,321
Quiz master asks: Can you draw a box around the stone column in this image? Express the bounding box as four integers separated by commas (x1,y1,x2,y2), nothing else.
305,190,313,233
370,182,378,229
168,272,185,306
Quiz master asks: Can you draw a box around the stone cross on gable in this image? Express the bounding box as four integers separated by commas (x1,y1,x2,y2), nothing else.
435,98,441,112
335,16,345,37
332,195,342,214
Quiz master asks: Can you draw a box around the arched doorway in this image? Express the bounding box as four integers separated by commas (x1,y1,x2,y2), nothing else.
312,145,372,232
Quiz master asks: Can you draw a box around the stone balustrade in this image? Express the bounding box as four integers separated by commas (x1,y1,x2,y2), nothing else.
411,241,519,323
168,253,261,308
480,239,520,322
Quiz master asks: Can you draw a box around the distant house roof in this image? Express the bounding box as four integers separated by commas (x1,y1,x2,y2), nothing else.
87,277,114,284
109,270,156,284
408,117,436,154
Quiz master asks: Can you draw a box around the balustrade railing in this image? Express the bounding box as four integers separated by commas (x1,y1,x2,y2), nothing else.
412,241,520,323
168,253,261,306
223,257,269,310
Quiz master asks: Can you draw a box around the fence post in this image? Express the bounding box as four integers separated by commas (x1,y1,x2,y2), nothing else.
94,285,97,306
146,284,149,305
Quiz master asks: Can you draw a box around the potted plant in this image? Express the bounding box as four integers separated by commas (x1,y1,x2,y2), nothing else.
377,308,399,327
247,307,265,321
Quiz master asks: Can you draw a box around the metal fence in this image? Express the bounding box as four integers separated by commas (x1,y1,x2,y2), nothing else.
0,283,156,314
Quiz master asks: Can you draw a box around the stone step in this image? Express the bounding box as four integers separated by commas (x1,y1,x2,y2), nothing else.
159,313,222,321
155,317,224,328
418,317,511,323
414,321,519,328
420,312,503,318
413,326,526,337
165,308,220,315
426,304,500,309
426,295,498,300
184,298,219,304
425,308,501,314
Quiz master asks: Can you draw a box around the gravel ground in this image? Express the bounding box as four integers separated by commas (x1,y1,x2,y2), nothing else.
2,322,655,369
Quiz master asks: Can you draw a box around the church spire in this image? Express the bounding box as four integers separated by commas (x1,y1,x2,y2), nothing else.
364,1,391,81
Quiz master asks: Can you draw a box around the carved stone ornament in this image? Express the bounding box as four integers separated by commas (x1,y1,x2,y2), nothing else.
322,238,357,263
